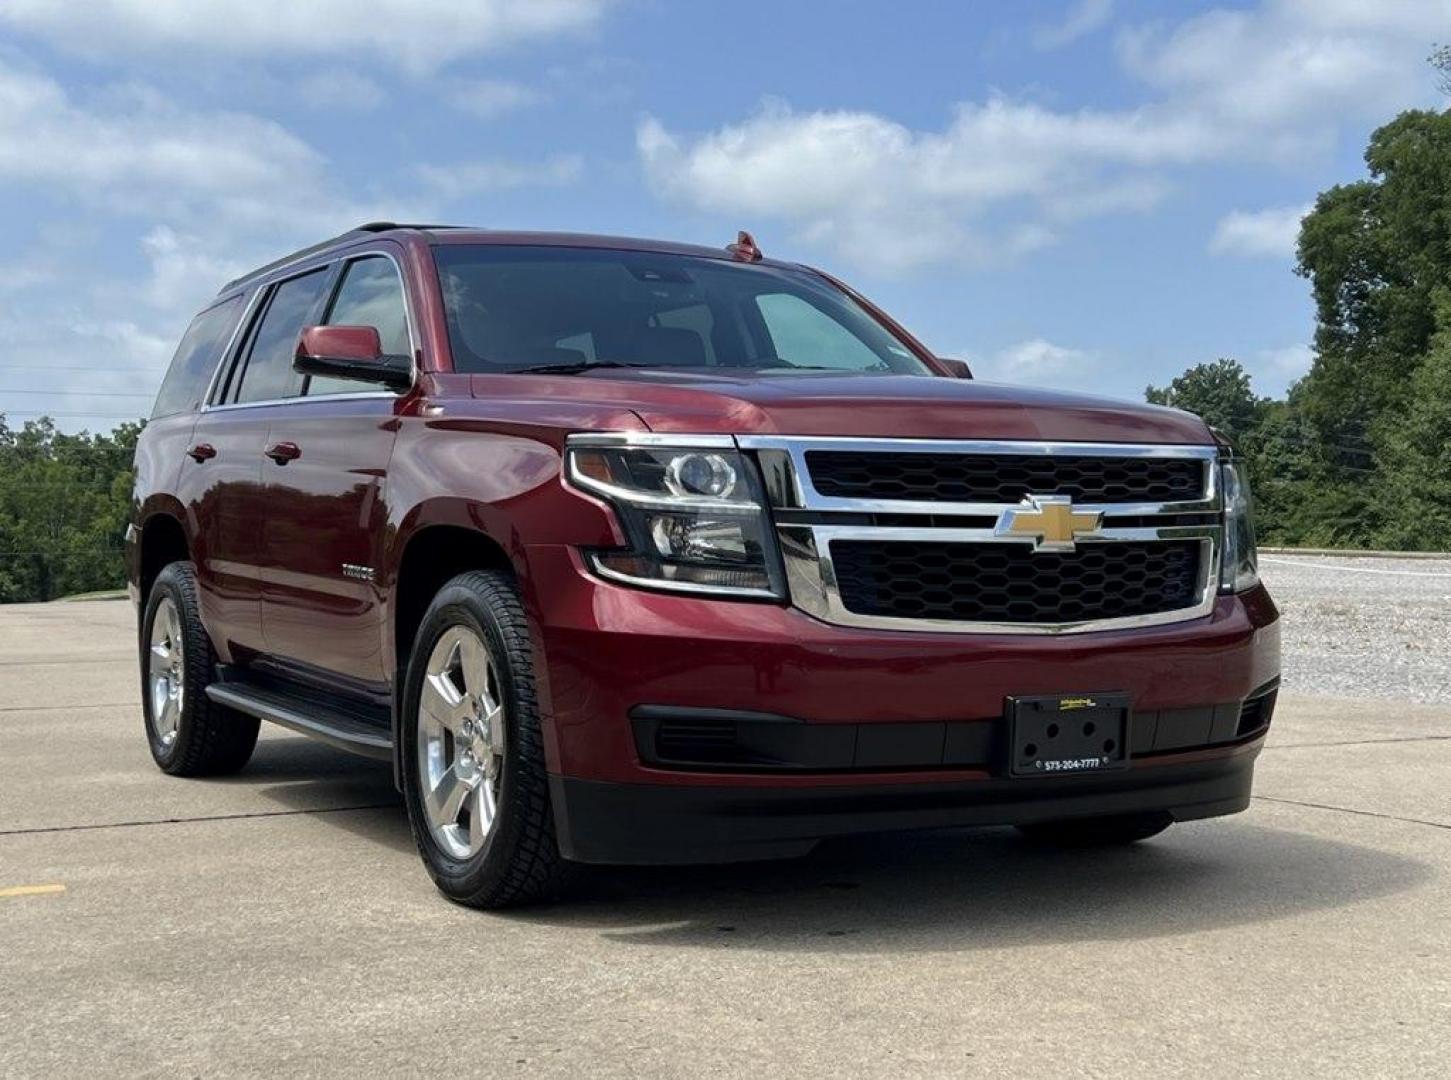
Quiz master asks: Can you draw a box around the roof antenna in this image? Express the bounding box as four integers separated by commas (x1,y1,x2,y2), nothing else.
726,230,763,262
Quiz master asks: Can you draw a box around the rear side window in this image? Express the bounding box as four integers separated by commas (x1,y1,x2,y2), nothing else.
151,295,244,418
234,268,331,403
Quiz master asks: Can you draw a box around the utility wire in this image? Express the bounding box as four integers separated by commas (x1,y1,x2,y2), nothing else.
0,389,154,397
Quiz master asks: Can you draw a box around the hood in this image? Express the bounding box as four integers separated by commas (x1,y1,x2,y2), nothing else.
468,370,1212,444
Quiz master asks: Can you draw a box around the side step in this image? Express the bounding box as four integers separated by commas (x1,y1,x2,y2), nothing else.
206,680,393,760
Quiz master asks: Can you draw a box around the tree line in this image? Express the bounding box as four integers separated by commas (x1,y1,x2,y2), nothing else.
0,416,141,602
1148,108,1451,550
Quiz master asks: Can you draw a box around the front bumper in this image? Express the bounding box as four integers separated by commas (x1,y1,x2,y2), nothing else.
552,746,1259,864
523,544,1280,861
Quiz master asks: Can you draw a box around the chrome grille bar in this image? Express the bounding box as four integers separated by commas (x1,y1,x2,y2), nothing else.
738,436,1224,635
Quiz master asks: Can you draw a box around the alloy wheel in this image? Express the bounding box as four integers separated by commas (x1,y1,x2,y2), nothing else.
147,596,185,749
417,624,507,860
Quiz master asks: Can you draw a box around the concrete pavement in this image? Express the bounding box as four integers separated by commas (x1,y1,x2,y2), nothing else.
1,600,1447,1078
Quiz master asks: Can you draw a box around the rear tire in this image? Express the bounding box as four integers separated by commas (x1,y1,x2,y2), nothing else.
140,561,259,776
400,570,566,908
1016,812,1173,847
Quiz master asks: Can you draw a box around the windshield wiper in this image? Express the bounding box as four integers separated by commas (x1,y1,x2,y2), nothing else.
750,358,890,372
512,360,651,375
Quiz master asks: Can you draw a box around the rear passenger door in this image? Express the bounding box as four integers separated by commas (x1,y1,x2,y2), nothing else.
184,266,334,661
257,252,413,687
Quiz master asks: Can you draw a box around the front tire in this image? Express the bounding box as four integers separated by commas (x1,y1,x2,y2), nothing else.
400,570,566,908
140,562,259,776
1016,811,1173,847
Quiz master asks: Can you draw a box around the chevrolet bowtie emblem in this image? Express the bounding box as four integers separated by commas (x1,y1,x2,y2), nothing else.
996,495,1103,553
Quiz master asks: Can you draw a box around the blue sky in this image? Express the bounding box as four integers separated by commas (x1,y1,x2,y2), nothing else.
1,0,1447,431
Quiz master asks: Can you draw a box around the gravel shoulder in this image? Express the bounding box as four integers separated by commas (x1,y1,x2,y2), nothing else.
1259,553,1451,705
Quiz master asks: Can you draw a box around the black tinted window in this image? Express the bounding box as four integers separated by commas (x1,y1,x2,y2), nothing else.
151,295,244,418
234,268,330,403
306,257,411,397
432,246,928,376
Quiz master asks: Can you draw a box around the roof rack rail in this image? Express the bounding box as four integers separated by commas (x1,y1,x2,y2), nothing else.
352,221,465,233
217,222,464,294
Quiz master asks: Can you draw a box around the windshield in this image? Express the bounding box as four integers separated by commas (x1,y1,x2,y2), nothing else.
431,244,932,376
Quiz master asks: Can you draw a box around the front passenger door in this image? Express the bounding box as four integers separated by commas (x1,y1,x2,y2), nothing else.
258,253,413,688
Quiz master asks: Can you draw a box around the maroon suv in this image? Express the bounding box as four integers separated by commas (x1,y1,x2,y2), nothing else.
128,223,1280,907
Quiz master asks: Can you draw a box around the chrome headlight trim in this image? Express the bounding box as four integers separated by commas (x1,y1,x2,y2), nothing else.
564,433,786,601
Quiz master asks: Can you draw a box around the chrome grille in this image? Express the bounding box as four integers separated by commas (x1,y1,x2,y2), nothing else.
807,450,1206,504
741,436,1223,635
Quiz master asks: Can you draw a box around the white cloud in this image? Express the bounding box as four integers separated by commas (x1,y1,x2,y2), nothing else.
1033,0,1115,50
0,307,174,429
1118,0,1445,134
0,52,586,430
0,57,453,244
637,99,1201,273
0,0,612,74
447,79,540,118
1209,204,1311,258
138,227,249,310
415,155,583,200
297,70,385,111
1254,342,1315,395
0,58,328,228
969,338,1103,391
638,0,1447,272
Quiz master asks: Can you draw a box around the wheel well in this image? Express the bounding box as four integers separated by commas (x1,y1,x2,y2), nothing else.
139,514,189,607
394,526,513,669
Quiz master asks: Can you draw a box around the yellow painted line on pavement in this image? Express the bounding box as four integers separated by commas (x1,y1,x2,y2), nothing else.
0,883,67,899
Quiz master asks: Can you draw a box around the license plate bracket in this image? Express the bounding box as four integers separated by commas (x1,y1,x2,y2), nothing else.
1005,693,1131,777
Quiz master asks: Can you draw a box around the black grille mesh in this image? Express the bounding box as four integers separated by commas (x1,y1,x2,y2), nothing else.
831,540,1203,624
807,451,1205,504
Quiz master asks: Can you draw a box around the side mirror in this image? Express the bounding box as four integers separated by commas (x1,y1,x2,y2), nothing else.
294,326,411,390
935,356,972,379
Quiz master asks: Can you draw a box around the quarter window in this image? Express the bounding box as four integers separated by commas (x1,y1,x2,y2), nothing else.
234,268,330,403
152,295,244,418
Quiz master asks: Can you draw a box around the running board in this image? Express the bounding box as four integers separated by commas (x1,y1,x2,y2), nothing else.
206,681,394,760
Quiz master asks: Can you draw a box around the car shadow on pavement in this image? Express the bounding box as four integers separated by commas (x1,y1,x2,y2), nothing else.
512,820,1433,954
230,739,1432,953
226,736,413,856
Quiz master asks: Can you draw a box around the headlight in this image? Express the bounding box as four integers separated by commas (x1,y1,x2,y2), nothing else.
566,438,785,599
1219,460,1259,592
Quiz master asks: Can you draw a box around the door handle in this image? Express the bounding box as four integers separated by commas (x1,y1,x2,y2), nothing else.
186,443,217,463
264,441,301,465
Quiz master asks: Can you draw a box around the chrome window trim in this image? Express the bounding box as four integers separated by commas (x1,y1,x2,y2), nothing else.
201,247,419,413
736,435,1221,516
198,285,267,411
202,390,404,413
781,523,1221,636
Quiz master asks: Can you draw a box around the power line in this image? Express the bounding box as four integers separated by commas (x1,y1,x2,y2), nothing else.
0,410,145,419
0,389,154,397
0,365,163,372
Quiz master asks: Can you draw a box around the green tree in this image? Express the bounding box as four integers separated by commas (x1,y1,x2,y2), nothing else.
0,415,143,602
1379,297,1451,549
1293,108,1451,548
1146,358,1263,441
1144,358,1318,544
